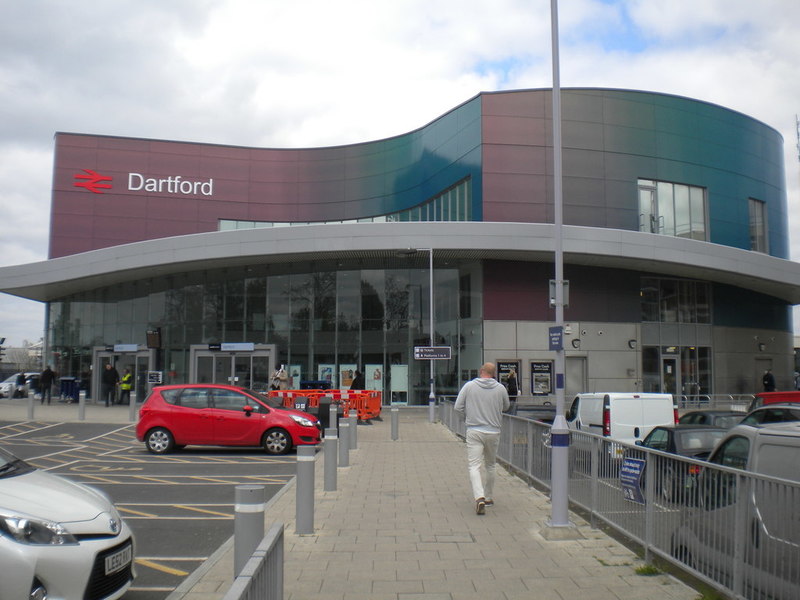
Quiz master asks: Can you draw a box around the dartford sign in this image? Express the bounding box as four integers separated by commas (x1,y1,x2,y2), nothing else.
128,173,214,196
74,168,214,196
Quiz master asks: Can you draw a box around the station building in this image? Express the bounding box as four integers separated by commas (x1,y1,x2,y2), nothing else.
1,88,799,404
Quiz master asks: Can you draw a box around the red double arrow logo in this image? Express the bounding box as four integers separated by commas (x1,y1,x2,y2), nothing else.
74,169,113,194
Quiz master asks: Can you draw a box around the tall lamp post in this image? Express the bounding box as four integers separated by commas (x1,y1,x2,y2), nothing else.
548,0,572,532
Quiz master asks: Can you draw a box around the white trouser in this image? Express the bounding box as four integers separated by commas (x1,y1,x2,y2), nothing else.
466,428,501,501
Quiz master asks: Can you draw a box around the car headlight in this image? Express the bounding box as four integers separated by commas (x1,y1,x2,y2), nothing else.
0,516,78,545
290,414,315,428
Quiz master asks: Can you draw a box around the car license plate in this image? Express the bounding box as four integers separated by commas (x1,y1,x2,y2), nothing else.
105,544,132,575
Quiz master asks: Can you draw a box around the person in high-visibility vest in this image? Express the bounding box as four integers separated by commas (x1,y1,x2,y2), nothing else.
119,368,133,405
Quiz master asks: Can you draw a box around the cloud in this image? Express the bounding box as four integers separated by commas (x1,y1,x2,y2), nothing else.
1,0,799,346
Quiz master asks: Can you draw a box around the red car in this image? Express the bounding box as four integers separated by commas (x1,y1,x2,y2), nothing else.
135,384,321,455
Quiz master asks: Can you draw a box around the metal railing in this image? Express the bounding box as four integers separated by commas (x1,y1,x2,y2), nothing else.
222,523,284,600
441,401,800,600
675,393,754,411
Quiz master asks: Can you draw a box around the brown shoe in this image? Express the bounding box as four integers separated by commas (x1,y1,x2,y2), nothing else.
484,499,494,506
476,498,486,515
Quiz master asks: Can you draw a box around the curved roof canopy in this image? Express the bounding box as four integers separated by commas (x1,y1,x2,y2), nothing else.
1,222,799,304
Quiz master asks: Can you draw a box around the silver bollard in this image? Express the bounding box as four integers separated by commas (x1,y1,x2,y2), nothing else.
329,401,339,432
295,445,315,535
27,396,34,420
324,427,337,491
338,420,350,467
234,484,265,575
391,406,399,440
348,409,357,450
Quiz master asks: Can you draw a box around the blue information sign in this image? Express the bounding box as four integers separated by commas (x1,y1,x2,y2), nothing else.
548,326,563,351
619,457,646,504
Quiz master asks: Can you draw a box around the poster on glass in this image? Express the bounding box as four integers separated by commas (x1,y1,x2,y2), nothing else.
531,361,553,396
339,364,357,389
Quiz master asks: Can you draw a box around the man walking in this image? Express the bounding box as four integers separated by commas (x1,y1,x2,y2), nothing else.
454,362,510,514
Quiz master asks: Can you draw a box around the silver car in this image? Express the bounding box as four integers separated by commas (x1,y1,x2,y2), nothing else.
0,446,135,600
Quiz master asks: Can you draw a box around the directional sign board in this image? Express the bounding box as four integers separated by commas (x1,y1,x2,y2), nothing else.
414,346,452,360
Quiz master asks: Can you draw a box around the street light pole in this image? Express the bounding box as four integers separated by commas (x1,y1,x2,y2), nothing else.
548,0,573,532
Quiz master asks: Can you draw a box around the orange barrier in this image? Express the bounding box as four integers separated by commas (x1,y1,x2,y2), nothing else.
268,389,382,422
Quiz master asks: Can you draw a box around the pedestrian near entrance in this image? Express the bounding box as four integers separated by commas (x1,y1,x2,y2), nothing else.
505,368,518,415
762,369,776,392
40,366,56,405
119,368,133,405
101,363,120,407
350,369,365,391
454,362,510,515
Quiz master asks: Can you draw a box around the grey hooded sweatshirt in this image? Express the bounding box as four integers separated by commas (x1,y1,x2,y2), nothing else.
453,377,510,433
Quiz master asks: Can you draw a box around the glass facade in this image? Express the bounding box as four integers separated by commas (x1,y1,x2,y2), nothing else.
219,178,473,230
640,276,713,397
640,278,711,324
47,259,483,405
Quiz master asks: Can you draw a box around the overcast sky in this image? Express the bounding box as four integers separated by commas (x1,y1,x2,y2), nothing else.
1,0,799,347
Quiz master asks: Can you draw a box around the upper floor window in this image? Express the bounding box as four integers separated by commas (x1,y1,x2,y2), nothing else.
748,198,768,253
638,179,707,241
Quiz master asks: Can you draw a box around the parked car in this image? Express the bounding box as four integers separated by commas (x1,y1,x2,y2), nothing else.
747,390,800,412
136,384,322,455
0,445,135,600
678,409,744,429
633,424,728,503
671,422,800,599
0,372,40,398
739,403,800,426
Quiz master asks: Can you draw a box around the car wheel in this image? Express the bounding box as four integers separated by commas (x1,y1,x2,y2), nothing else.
146,427,175,454
263,428,292,455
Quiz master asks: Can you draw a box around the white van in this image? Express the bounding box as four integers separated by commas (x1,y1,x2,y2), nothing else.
671,422,800,599
566,392,678,447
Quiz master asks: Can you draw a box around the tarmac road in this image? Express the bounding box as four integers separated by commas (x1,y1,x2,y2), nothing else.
0,419,299,600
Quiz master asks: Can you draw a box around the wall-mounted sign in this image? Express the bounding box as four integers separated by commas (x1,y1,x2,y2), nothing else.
114,344,138,353
220,343,254,352
548,326,563,351
73,168,214,196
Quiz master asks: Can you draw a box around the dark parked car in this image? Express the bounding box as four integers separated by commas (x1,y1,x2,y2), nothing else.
739,404,800,427
633,424,728,503
678,409,744,429
136,384,321,455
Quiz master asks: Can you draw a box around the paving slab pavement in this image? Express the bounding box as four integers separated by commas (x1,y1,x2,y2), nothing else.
169,409,699,600
0,399,700,600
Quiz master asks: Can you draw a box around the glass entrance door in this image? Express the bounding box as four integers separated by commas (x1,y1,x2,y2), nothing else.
192,346,274,391
662,357,679,396
92,348,154,405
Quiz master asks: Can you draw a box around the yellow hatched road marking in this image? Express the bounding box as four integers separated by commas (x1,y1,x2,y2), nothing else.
187,475,233,483
132,475,172,483
117,507,158,518
134,558,189,576
174,505,233,517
